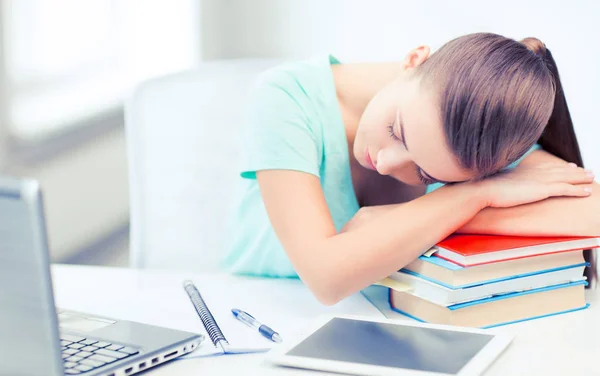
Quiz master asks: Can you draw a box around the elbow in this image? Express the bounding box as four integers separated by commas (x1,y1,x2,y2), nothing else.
289,242,357,306
587,186,600,236
300,270,347,306
591,220,600,237
312,288,344,306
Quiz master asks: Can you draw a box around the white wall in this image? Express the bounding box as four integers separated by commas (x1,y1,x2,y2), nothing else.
201,0,600,171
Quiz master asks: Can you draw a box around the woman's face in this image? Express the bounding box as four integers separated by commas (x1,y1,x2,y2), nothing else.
353,48,474,186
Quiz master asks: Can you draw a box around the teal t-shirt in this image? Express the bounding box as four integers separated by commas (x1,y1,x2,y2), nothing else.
222,54,541,278
222,55,359,277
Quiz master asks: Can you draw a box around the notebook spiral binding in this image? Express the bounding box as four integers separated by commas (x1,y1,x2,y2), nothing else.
183,281,229,347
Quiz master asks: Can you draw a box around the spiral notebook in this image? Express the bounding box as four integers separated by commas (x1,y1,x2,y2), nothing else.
181,280,273,357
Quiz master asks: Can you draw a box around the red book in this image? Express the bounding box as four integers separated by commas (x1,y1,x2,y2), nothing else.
432,234,599,267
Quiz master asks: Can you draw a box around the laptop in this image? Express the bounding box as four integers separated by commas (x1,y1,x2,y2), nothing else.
0,176,204,376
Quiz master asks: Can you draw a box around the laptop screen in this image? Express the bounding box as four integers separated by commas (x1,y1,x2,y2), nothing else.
0,179,64,376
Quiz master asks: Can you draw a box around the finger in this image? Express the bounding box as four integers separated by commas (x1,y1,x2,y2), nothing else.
537,161,570,168
548,183,592,198
548,167,594,184
568,168,594,184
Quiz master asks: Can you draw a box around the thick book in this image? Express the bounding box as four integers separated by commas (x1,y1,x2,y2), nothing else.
402,250,586,289
389,280,588,328
431,234,599,267
390,264,587,306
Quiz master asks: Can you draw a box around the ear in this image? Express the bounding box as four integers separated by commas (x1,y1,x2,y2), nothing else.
402,45,431,70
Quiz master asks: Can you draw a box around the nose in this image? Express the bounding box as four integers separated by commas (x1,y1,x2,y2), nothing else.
375,148,411,175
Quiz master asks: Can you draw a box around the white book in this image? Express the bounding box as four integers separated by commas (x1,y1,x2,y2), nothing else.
390,266,586,306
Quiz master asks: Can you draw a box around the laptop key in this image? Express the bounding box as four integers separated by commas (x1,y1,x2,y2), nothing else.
60,340,72,346
69,343,85,350
94,341,111,348
74,364,93,372
80,339,98,345
64,362,78,368
81,346,99,352
61,334,86,343
106,344,124,351
77,351,93,358
63,348,79,355
66,355,83,363
95,348,129,359
80,358,105,368
62,354,71,359
118,346,139,355
88,354,117,364
65,369,81,375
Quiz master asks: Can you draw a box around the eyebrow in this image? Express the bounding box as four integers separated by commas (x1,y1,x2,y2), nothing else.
397,111,451,185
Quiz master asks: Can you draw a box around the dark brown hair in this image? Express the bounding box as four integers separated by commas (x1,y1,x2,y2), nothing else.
417,33,596,285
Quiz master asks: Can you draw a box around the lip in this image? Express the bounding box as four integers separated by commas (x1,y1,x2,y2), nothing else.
364,150,377,170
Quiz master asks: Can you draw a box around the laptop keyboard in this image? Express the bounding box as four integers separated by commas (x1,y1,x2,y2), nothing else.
60,334,139,374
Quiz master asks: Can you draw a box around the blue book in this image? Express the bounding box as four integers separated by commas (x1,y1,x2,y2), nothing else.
389,280,589,329
401,250,586,288
392,263,588,306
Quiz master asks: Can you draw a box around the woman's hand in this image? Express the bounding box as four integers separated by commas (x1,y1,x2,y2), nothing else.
478,162,594,208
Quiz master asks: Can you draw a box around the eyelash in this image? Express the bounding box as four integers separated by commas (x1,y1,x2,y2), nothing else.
415,166,435,185
387,122,400,141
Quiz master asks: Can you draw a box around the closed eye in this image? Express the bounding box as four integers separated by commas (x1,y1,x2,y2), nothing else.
418,167,451,185
387,122,400,141
415,167,436,185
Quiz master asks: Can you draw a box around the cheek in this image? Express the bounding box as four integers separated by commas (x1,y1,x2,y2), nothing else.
358,115,395,147
390,163,414,177
389,161,423,185
356,121,388,151
358,97,396,136
390,168,422,185
376,147,414,174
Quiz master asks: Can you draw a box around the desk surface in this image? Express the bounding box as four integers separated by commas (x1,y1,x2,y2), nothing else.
52,264,600,376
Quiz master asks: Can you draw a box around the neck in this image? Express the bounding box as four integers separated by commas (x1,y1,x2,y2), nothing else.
331,61,402,151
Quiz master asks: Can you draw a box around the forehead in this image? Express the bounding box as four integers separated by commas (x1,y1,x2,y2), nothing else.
402,88,474,182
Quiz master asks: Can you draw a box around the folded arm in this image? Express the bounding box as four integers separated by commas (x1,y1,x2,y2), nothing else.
459,150,600,236
257,156,591,305
258,170,487,306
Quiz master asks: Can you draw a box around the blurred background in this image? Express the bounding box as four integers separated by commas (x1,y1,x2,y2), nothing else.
0,0,597,267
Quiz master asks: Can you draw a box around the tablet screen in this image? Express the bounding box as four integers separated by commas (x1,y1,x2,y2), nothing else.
286,318,493,374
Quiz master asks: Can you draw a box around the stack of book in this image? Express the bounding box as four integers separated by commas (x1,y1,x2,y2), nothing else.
388,234,598,328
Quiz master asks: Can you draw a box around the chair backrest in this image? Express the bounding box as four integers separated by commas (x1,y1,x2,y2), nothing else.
125,59,281,271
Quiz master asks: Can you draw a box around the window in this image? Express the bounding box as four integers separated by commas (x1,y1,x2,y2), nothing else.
1,0,200,143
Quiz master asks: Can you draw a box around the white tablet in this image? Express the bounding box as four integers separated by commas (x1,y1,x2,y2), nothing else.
267,315,513,376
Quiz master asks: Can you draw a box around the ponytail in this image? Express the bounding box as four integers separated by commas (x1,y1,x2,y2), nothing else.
537,48,584,168
523,38,596,285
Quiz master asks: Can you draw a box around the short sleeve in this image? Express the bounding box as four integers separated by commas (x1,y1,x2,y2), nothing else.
239,71,321,179
426,143,542,194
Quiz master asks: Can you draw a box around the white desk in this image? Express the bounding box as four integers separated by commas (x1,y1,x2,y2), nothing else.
52,264,600,376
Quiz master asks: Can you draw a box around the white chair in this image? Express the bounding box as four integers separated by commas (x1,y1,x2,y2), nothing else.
125,59,281,272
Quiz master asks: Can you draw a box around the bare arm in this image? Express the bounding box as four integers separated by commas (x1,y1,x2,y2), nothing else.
459,150,600,236
352,150,599,237
257,157,593,305
257,170,487,305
